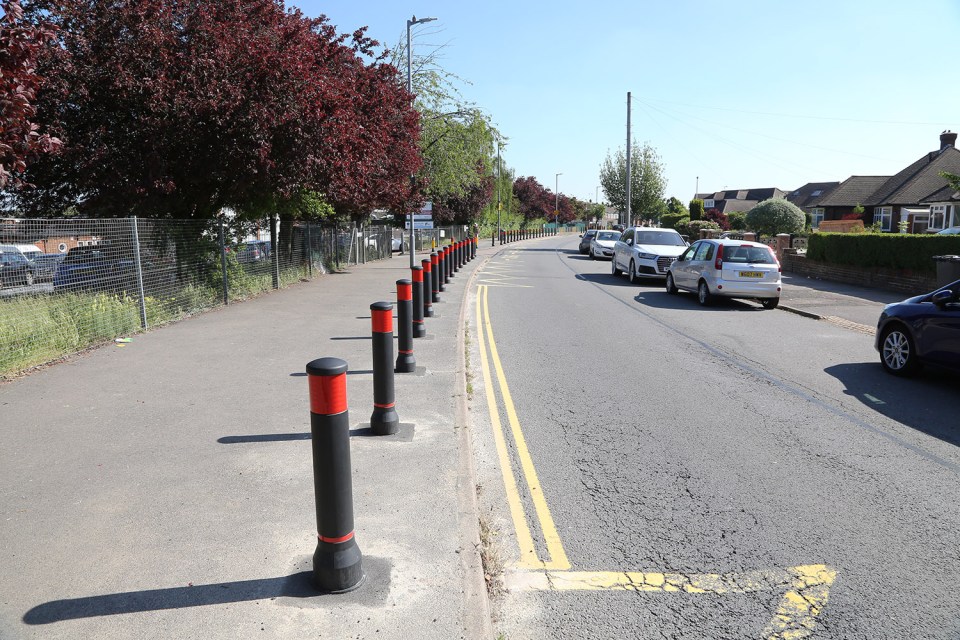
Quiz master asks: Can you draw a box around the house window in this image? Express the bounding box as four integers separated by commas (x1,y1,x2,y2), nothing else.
875,207,892,231
913,212,930,234
811,208,825,229
811,190,823,197
930,205,947,230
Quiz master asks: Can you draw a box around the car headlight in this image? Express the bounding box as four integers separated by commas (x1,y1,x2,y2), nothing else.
637,252,657,260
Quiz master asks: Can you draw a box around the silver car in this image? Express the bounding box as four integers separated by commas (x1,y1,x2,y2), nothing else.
589,230,621,260
611,227,689,282
665,239,782,308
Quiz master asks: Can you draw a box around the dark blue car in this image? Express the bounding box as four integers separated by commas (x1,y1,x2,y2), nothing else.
53,246,133,293
875,278,960,376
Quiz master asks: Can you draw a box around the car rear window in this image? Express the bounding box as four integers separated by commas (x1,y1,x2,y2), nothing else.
596,231,620,241
723,246,776,264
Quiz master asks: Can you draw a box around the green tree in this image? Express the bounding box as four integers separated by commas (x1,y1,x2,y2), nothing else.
689,199,704,221
599,140,666,224
745,198,805,236
665,197,688,217
727,211,747,230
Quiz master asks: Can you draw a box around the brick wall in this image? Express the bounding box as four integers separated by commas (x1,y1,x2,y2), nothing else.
782,252,938,295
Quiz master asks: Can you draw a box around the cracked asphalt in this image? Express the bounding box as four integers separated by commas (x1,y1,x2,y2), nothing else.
467,236,960,639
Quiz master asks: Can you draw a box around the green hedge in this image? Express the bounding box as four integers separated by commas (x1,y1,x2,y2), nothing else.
807,233,960,273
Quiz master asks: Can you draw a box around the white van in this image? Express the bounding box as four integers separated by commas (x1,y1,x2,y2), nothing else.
0,244,43,262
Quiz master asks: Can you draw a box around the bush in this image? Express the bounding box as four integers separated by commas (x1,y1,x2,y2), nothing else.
661,213,689,230
745,198,805,236
703,208,730,230
676,219,720,239
728,211,747,230
807,233,960,273
689,199,704,221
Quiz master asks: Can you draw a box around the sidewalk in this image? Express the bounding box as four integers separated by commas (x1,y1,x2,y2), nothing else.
778,272,908,331
0,241,495,640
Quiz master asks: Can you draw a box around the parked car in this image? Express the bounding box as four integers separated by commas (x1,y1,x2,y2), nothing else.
578,229,598,254
665,239,782,308
53,245,133,293
874,279,960,376
0,243,43,263
589,230,621,260
936,227,960,235
30,253,65,282
237,240,271,264
0,250,36,287
611,227,689,282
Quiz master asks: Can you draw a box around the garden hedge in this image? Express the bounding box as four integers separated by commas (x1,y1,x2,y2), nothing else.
807,233,960,273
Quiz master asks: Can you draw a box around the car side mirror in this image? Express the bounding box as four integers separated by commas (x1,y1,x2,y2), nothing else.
932,289,954,306
626,239,634,246
578,234,583,238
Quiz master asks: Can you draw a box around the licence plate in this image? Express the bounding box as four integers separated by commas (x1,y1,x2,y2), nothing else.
739,271,763,278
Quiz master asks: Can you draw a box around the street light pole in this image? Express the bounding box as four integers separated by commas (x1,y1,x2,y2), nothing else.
406,15,437,268
496,141,502,245
555,172,562,231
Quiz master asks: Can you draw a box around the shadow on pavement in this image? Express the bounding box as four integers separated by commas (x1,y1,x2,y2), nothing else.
635,290,764,312
825,362,960,447
575,273,641,287
24,557,393,624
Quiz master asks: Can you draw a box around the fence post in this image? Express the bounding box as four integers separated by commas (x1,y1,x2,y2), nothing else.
270,214,280,289
130,217,148,329
218,221,229,304
306,224,313,278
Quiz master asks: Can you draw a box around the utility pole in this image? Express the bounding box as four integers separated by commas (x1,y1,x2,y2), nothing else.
625,91,632,227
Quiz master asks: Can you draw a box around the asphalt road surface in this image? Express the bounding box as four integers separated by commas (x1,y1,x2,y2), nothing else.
467,235,960,640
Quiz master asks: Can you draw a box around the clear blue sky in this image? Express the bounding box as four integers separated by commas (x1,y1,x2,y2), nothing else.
296,0,960,205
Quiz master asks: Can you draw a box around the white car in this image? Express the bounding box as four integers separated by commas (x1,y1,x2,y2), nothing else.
589,230,621,260
611,227,689,282
665,238,782,308
936,227,960,235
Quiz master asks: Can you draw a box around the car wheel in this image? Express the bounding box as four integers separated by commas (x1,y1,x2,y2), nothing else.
628,260,638,283
611,258,621,276
590,248,596,260
760,297,779,309
697,280,712,306
880,324,921,376
665,273,678,295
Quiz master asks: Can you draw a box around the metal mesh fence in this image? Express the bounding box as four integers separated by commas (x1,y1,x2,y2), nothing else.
0,217,467,378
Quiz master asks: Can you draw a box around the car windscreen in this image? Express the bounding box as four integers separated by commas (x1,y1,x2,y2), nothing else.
723,246,776,264
596,232,620,241
636,231,686,246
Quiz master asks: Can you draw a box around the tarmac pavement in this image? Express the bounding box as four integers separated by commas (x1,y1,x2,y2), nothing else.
0,235,914,640
0,241,493,640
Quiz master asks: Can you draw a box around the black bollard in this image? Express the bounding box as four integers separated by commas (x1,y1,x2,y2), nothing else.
446,245,454,279
421,258,434,318
437,248,446,292
410,268,426,337
395,280,416,372
432,250,442,297
454,241,461,272
306,357,364,593
370,302,400,435
473,236,478,259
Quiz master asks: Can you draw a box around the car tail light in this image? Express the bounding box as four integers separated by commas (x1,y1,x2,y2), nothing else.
714,244,724,270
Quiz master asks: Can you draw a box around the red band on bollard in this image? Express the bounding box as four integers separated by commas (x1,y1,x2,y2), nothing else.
319,531,354,544
309,372,347,415
374,402,395,409
372,308,392,333
412,269,423,282
397,282,412,301
398,349,413,354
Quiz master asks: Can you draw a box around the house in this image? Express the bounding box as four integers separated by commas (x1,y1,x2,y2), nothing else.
818,131,960,232
785,182,841,228
695,187,789,215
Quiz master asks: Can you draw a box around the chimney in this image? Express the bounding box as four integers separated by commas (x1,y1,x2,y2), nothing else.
941,130,957,150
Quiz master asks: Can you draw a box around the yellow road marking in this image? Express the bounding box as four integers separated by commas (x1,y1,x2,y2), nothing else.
475,285,835,636
476,285,540,567
506,565,835,639
479,285,570,570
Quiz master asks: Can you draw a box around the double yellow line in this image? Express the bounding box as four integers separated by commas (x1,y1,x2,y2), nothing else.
476,284,569,570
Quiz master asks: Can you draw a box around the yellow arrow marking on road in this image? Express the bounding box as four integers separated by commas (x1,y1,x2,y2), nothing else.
475,284,837,637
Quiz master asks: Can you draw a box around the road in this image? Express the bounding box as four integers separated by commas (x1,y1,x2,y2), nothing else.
466,235,960,639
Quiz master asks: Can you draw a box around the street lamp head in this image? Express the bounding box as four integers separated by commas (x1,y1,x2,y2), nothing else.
409,15,438,26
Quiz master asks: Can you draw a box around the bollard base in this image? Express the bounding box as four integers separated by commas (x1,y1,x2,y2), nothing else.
370,406,400,435
313,537,364,593
423,306,434,319
395,353,416,373
413,322,427,337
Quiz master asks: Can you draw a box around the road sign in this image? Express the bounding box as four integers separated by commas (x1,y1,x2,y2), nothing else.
405,220,434,229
